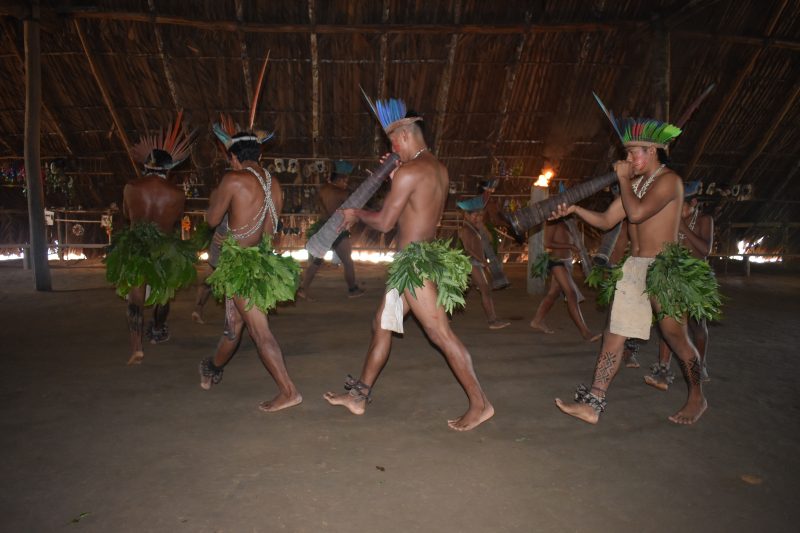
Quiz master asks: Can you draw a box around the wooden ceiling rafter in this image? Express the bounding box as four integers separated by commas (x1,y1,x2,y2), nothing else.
308,0,320,158
683,0,789,180
72,19,141,177
234,0,254,106
147,0,182,114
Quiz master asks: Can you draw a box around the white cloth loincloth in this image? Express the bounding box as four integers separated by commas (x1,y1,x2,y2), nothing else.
609,257,655,340
380,288,405,334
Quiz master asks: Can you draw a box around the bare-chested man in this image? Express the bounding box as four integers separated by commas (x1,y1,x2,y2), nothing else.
646,181,714,390
106,120,196,365
324,100,493,431
530,218,601,341
198,129,302,413
298,160,364,300
552,107,719,425
457,196,511,330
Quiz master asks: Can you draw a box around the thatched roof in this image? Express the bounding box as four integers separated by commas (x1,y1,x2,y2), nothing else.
1,0,799,248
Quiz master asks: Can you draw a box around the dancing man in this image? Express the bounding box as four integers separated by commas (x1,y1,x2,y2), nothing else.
298,160,365,300
552,96,720,425
105,114,197,365
198,113,302,413
324,94,494,431
457,196,510,329
529,217,601,341
646,180,714,390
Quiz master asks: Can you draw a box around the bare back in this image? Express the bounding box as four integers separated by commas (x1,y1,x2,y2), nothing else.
393,153,448,248
207,163,283,248
318,183,348,218
123,175,185,233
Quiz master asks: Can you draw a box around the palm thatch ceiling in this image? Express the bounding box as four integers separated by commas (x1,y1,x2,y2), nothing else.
1,0,799,249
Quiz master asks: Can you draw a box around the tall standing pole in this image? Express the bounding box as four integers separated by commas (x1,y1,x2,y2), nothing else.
24,1,51,290
527,185,548,295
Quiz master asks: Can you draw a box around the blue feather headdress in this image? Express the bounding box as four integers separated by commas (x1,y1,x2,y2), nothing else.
684,180,702,198
457,196,487,212
593,92,681,149
360,86,422,135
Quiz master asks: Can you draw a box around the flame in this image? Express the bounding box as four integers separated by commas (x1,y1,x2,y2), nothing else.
534,169,554,188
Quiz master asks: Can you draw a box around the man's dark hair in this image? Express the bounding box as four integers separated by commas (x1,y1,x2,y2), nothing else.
405,109,425,135
148,149,173,169
228,134,261,163
657,148,672,166
330,172,347,182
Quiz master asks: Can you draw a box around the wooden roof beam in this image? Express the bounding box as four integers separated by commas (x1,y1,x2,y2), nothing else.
73,19,140,177
147,0,182,113
683,0,789,179
729,79,800,187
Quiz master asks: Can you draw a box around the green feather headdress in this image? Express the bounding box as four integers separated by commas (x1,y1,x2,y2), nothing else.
593,92,682,149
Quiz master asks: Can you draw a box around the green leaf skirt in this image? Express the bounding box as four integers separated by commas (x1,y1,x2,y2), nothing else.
594,243,722,322
207,234,301,313
104,221,199,306
530,251,553,280
386,239,472,314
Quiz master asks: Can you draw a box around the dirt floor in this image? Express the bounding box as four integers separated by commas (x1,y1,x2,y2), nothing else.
1,258,799,532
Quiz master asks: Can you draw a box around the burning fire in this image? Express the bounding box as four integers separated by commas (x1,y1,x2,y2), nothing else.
534,168,554,188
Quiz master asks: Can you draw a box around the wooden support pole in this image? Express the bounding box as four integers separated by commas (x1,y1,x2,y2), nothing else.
23,1,52,290
3,19,73,155
234,0,253,105
433,0,462,154
308,0,320,158
73,19,141,177
371,0,390,156
684,0,788,179
652,21,670,121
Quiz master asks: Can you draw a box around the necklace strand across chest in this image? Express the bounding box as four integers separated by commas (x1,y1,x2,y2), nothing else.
631,164,666,199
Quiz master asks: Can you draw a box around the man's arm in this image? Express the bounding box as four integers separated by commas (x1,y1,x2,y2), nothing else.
681,213,714,257
552,197,626,231
206,173,235,227
340,167,416,233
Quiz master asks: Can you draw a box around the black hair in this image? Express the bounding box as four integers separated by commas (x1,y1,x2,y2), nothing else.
148,149,173,169
657,148,672,166
405,109,425,135
228,134,261,163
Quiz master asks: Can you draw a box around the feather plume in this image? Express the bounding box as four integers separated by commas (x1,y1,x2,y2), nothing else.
675,83,715,129
592,92,624,142
249,50,271,130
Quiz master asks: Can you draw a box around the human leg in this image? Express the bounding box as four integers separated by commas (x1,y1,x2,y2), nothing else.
645,334,676,391
126,286,146,365
232,297,302,412
199,299,245,390
530,275,560,334
471,265,509,329
335,237,363,297
324,294,409,414
555,331,626,424
656,311,707,425
553,266,600,341
192,280,213,323
297,256,323,299
405,280,494,431
148,302,170,344
689,317,710,381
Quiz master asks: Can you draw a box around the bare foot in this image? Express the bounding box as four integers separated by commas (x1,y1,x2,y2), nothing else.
323,391,366,415
447,402,495,431
488,319,511,330
644,374,670,391
624,354,640,368
191,311,204,324
258,392,303,413
668,395,707,425
554,398,600,424
584,332,602,343
126,351,144,366
530,320,554,334
296,289,315,302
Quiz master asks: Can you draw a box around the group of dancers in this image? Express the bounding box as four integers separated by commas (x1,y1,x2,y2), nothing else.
105,88,720,431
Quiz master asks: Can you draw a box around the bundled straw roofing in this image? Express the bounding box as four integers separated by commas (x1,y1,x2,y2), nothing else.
1,0,799,248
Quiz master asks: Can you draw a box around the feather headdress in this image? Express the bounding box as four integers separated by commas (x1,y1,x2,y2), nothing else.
132,110,198,171
212,51,275,150
592,92,681,149
457,196,487,212
360,86,422,135
684,180,702,198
